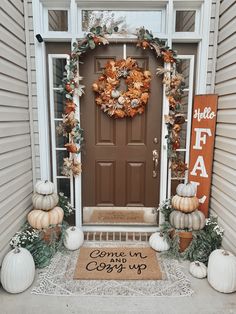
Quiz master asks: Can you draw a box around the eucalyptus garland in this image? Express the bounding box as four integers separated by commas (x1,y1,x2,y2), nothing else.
57,26,187,178
159,199,224,264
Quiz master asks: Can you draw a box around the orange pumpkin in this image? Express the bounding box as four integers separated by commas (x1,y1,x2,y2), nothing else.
172,195,199,213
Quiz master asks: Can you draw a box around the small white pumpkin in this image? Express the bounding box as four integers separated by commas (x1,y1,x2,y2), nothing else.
176,182,196,197
35,180,55,195
28,207,64,229
118,96,125,105
111,90,120,98
1,247,35,293
208,249,236,293
32,192,59,211
63,226,84,250
189,261,207,279
149,232,170,252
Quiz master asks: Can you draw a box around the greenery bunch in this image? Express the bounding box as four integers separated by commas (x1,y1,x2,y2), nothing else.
159,199,224,265
10,194,73,268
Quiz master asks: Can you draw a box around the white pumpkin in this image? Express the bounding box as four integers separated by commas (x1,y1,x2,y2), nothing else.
189,261,207,279
35,180,55,195
63,226,84,250
144,208,157,224
32,192,59,211
28,207,64,229
1,247,35,293
176,182,196,197
169,210,205,230
111,90,120,98
208,249,236,293
149,232,170,252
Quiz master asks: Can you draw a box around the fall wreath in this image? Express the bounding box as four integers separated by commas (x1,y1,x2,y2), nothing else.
92,57,151,118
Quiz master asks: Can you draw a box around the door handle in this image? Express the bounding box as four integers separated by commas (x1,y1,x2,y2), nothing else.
152,149,159,178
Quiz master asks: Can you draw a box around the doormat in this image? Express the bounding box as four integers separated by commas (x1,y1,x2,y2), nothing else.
32,242,194,297
74,247,162,280
90,209,144,224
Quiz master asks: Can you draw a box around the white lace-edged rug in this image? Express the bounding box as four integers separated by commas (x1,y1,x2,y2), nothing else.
31,242,194,297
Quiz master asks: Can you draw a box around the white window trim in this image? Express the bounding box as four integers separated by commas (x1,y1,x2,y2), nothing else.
33,0,212,231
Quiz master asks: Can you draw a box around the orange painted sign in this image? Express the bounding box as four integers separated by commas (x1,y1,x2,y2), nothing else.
188,95,218,217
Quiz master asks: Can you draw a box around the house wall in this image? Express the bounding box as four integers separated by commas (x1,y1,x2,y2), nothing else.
209,0,236,254
0,0,34,263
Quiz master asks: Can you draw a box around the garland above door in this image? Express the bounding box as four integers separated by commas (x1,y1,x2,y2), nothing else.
57,26,186,179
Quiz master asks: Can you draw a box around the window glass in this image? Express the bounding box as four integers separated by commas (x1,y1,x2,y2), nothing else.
48,10,68,31
175,11,195,32
82,10,163,34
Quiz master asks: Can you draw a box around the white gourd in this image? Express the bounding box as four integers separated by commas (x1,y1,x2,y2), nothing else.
35,180,55,195
0,248,35,293
63,226,84,250
32,192,59,211
208,249,236,293
149,232,170,252
176,182,196,197
189,261,207,279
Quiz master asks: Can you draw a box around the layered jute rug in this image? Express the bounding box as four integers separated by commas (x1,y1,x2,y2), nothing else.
32,242,194,297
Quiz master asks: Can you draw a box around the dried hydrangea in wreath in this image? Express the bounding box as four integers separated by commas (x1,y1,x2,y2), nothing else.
92,57,151,118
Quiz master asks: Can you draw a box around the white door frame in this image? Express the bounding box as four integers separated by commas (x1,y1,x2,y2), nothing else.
32,0,211,232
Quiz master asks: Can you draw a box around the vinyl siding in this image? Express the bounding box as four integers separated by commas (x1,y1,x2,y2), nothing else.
210,0,236,254
0,0,34,264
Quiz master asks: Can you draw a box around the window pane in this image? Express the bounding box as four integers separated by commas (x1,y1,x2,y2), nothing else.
48,10,68,31
176,59,190,89
54,91,64,118
175,11,195,32
82,10,163,34
53,59,66,88
55,121,67,148
56,150,68,175
57,178,70,198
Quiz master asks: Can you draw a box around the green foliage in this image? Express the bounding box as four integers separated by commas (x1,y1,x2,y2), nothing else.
58,192,74,217
10,193,74,268
159,199,224,264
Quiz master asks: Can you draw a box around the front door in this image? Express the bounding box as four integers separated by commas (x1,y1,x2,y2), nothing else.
80,43,163,225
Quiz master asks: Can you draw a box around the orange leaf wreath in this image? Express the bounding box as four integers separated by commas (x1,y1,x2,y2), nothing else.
92,57,151,118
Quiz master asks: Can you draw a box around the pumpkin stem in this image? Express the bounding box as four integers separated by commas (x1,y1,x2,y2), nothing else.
194,261,200,266
70,226,76,231
222,250,229,256
159,232,164,237
45,180,48,183
14,247,21,254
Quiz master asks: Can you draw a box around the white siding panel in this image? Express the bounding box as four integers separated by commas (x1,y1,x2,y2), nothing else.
214,149,236,170
213,161,236,185
211,1,236,255
0,0,34,264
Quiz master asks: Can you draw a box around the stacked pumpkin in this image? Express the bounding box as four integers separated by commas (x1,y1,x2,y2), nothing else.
170,182,205,231
27,180,64,235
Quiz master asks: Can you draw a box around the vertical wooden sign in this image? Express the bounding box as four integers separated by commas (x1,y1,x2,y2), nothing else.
188,95,218,217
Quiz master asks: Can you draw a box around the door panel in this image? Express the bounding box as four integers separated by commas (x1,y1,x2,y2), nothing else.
80,43,163,214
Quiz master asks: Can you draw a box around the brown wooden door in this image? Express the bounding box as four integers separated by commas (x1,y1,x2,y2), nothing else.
80,43,163,208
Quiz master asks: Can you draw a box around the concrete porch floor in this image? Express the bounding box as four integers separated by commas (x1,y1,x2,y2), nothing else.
0,261,236,314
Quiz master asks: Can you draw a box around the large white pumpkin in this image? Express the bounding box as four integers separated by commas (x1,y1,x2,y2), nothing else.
1,247,35,293
35,180,55,195
176,182,196,197
32,192,59,211
149,232,170,252
63,226,84,250
28,207,64,229
189,261,207,279
208,249,236,293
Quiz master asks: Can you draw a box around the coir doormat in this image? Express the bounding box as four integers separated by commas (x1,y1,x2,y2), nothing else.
74,247,162,280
